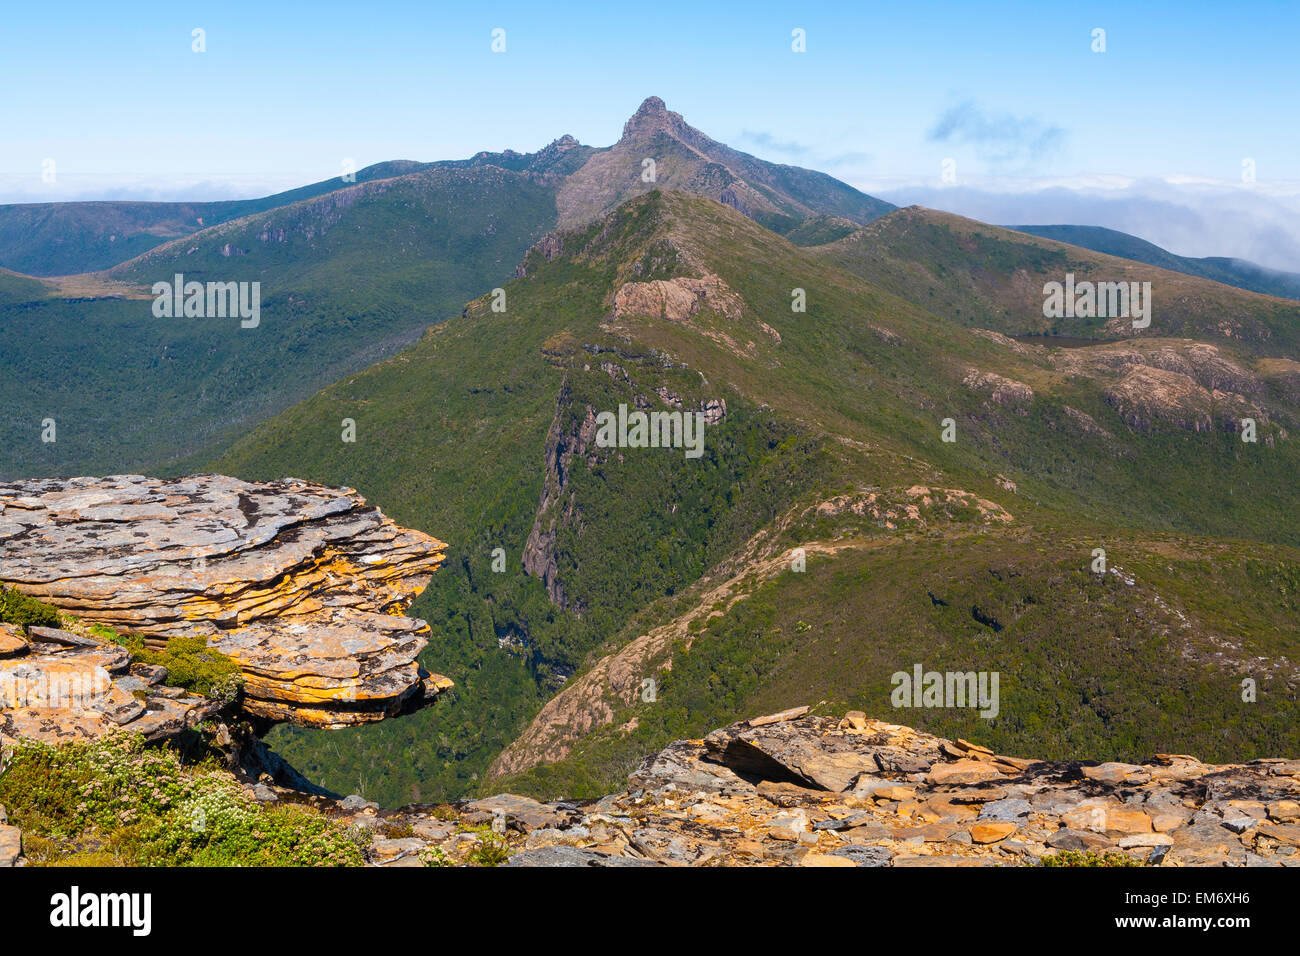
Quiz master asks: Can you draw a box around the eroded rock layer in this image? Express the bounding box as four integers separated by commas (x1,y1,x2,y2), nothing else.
0,475,450,729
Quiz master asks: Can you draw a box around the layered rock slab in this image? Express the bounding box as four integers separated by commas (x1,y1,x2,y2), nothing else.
0,475,450,729
0,626,218,748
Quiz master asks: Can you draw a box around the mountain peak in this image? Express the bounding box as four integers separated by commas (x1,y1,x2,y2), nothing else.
634,94,668,115
621,95,686,141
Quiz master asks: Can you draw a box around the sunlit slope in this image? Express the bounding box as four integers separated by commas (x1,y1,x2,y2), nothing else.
1010,223,1300,302
818,206,1300,352
0,160,432,276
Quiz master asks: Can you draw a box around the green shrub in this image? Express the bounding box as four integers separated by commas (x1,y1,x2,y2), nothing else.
134,636,243,704
0,585,61,630
49,851,120,867
463,828,511,867
1039,849,1147,867
89,622,137,647
420,846,454,867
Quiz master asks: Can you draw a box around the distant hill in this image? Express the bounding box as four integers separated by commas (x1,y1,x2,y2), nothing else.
0,161,430,276
0,164,558,478
1009,223,1300,302
0,97,894,278
819,206,1300,352
0,267,53,306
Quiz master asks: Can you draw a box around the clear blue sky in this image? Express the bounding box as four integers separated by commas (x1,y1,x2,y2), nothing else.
2,0,1297,200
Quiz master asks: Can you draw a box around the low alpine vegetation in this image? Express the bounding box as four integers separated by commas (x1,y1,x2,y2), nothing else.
101,630,244,704
0,733,364,866
1039,850,1148,868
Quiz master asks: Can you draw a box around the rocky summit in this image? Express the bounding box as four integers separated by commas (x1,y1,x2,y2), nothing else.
317,708,1300,867
0,475,451,729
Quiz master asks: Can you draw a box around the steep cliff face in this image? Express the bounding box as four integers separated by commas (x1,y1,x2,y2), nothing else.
521,392,597,612
0,475,451,729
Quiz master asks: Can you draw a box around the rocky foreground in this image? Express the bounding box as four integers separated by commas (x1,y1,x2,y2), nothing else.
0,475,450,729
328,707,1300,867
3,703,1298,867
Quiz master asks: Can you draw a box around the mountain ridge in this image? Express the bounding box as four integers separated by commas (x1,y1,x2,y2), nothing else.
0,96,895,281
1008,222,1300,301
0,160,434,277
4,100,1299,808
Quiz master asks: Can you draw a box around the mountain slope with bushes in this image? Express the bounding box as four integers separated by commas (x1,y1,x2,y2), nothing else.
207,190,1300,805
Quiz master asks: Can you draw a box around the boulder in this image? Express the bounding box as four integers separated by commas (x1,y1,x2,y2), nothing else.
970,822,1018,844
0,625,27,658
702,711,943,791
1081,761,1144,786
0,639,221,748
26,627,97,648
504,846,659,867
462,794,575,833
1047,829,1116,852
343,709,1300,868
926,759,1002,786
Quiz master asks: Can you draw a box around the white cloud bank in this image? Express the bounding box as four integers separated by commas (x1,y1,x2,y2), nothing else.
0,172,311,205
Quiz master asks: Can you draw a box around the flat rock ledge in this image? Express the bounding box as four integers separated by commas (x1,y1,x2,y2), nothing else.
324,708,1300,867
1,623,220,749
0,475,450,729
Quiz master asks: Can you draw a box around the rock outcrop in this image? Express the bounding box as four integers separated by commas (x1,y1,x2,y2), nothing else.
0,622,220,747
0,817,20,868
1046,340,1274,435
613,273,744,322
350,708,1300,867
1102,365,1264,433
0,475,450,729
962,369,1035,410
